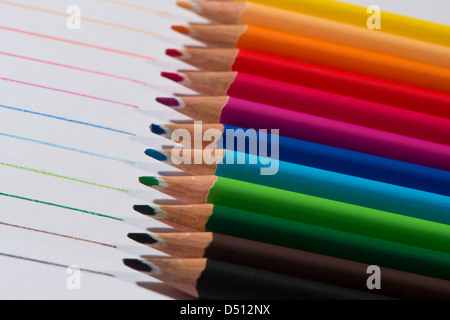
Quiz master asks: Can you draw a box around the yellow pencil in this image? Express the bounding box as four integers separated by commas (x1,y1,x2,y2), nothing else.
199,0,450,48
178,1,450,69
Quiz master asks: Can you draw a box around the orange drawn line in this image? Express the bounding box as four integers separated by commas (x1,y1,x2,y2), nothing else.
98,0,170,16
0,0,161,37
0,26,155,61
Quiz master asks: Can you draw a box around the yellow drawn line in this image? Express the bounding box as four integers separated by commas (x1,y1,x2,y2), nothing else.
0,0,161,36
98,0,170,16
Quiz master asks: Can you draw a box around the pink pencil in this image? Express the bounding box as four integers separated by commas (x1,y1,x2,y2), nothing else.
161,71,450,146
158,96,450,172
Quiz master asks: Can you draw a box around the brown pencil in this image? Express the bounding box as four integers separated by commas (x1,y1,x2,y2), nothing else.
131,203,450,283
128,231,450,300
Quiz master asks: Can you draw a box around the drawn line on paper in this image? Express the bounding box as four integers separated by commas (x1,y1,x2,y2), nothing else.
0,26,155,61
0,192,123,221
0,77,141,109
0,252,114,277
0,222,116,248
98,0,170,16
0,162,128,193
0,132,135,164
0,52,147,85
0,104,136,136
0,0,161,36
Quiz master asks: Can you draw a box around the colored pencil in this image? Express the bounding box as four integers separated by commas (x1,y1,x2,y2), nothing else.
138,175,450,254
123,258,391,300
149,123,450,197
170,25,450,95
199,0,450,48
133,203,450,282
155,91,450,146
149,118,450,172
177,1,450,70
167,48,450,119
128,231,450,300
144,148,450,226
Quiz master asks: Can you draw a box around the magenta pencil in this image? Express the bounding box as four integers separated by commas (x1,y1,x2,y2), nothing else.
161,71,450,146
169,96,450,172
226,73,450,147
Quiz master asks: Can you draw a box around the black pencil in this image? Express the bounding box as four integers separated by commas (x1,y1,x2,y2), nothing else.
123,258,393,300
128,231,450,300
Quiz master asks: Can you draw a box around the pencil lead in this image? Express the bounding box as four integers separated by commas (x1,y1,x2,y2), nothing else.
123,258,153,273
155,97,184,108
150,124,171,137
139,176,163,188
144,149,168,162
128,233,158,245
171,25,190,35
133,204,168,218
161,71,188,84
176,1,192,11
165,48,184,58
133,205,157,216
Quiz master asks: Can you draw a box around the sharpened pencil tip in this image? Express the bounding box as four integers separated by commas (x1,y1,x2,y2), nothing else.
176,1,192,11
139,176,161,187
165,48,184,58
145,149,168,162
133,205,158,216
150,124,169,137
123,259,153,272
128,233,158,245
156,97,181,107
161,71,186,83
171,25,190,35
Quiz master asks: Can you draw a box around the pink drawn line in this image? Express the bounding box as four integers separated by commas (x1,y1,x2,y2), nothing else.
0,51,147,85
0,26,155,61
0,77,140,109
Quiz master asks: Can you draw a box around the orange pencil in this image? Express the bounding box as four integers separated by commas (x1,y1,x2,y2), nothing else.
177,1,450,70
172,24,450,95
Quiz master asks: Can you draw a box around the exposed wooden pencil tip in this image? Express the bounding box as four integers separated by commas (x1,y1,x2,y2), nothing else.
171,25,190,35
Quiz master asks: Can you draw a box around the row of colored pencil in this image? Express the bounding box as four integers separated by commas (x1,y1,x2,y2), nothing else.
124,0,450,300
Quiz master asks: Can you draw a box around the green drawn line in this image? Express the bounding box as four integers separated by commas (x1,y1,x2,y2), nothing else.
0,162,128,193
0,192,123,221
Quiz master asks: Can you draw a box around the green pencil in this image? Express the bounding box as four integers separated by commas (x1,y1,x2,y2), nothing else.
133,203,450,282
139,175,450,255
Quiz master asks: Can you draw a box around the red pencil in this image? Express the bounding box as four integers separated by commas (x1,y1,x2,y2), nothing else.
166,48,450,120
160,72,450,147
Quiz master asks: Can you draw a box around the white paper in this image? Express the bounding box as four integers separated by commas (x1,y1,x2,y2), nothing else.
0,0,203,300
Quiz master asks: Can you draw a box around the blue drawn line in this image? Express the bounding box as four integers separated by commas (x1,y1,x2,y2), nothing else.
0,132,135,164
0,104,136,136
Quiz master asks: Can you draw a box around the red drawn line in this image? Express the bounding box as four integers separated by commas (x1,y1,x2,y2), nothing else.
0,26,155,61
0,222,116,248
0,51,147,85
0,77,140,109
